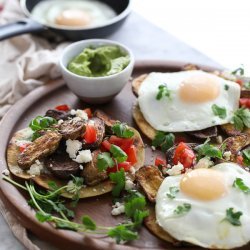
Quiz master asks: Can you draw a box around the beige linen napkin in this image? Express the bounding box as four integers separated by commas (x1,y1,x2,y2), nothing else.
0,0,68,249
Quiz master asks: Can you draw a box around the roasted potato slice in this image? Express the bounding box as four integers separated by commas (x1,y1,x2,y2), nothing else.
45,109,71,121
94,109,117,134
220,134,250,162
135,165,164,202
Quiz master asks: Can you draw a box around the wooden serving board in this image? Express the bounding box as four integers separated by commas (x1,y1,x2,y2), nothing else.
2,60,244,250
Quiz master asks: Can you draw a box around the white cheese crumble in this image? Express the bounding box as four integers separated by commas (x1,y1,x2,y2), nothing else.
27,160,44,176
79,165,84,170
2,169,10,176
71,109,88,120
166,162,184,176
151,146,156,151
111,202,125,216
223,151,232,161
125,178,135,191
58,119,64,125
70,109,76,115
194,157,214,169
15,139,31,147
129,166,136,175
216,136,223,144
73,150,92,164
66,139,82,159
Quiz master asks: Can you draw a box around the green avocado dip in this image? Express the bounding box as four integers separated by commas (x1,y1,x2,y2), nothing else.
67,45,130,77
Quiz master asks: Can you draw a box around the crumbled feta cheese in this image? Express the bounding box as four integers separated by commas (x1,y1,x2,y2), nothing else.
2,169,10,176
216,136,223,144
88,120,95,125
194,157,214,169
76,109,88,120
129,167,136,175
27,160,44,176
58,119,64,125
166,162,184,176
70,109,76,115
151,146,156,151
73,150,92,163
66,139,82,159
72,117,82,122
111,202,125,216
125,178,135,191
79,165,84,170
223,151,232,161
11,166,23,174
15,139,31,147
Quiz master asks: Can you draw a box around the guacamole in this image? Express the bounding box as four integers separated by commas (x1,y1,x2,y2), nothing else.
67,45,130,77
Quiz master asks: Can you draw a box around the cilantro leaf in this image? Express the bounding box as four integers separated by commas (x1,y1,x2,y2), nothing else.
231,66,244,75
152,131,175,152
55,220,78,231
174,203,191,216
156,84,171,100
244,82,250,90
167,186,180,199
242,148,250,166
212,104,227,119
133,210,149,228
125,196,146,218
110,144,127,163
112,123,134,138
224,84,229,91
109,168,125,197
233,178,250,193
108,224,138,244
35,211,52,222
97,152,114,171
82,215,96,230
195,139,222,160
224,208,242,226
48,181,59,191
233,108,250,131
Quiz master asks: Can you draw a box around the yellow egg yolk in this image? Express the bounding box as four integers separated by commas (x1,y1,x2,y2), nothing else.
179,74,220,103
55,9,91,27
180,168,227,201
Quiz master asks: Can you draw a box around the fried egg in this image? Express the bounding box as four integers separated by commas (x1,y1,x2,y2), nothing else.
156,163,250,249
31,0,116,28
138,71,240,132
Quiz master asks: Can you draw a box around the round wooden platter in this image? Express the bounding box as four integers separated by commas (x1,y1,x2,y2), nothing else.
0,60,226,250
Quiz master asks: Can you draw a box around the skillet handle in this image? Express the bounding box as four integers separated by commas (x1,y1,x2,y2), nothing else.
0,18,45,41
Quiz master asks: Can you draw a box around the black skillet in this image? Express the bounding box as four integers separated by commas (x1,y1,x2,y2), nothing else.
0,0,131,41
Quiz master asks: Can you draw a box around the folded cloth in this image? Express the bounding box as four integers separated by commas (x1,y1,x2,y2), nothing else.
0,0,68,119
0,1,68,249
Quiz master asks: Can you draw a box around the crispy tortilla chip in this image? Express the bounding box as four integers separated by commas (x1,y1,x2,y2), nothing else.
132,103,156,141
131,74,148,97
135,166,164,202
7,125,145,199
144,205,176,244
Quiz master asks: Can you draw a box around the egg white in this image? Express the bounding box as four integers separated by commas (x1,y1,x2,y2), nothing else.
155,163,250,249
138,70,240,132
31,0,116,28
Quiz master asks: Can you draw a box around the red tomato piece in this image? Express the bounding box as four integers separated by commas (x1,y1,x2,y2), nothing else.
19,142,30,152
55,104,70,111
101,140,111,151
155,156,167,167
236,79,243,87
83,108,92,118
239,98,250,109
107,162,132,173
237,155,244,165
126,145,137,165
173,142,195,168
109,136,134,151
83,124,97,144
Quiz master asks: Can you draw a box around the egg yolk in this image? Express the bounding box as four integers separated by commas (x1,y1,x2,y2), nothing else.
179,74,220,103
180,168,227,201
55,9,91,27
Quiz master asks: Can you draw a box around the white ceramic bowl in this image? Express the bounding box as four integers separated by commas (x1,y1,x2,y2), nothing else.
59,39,134,104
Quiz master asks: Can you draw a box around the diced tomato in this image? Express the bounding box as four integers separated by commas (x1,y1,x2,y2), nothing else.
107,161,132,173
236,79,243,87
155,156,167,167
55,104,70,111
126,145,137,165
101,140,111,151
83,124,97,144
175,136,187,144
109,136,134,151
173,142,195,169
237,155,244,165
83,108,92,118
239,98,250,109
19,143,29,152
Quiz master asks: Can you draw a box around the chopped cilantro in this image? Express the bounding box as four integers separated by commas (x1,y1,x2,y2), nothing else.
242,148,250,166
112,123,134,138
174,203,191,216
97,152,114,171
195,139,222,160
223,208,242,226
110,144,128,163
156,84,171,100
212,104,227,119
167,186,180,199
233,108,250,131
109,169,125,197
233,177,250,193
224,84,229,91
232,66,244,76
152,131,175,152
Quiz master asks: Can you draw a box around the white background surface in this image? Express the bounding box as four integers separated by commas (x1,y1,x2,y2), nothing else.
133,0,250,74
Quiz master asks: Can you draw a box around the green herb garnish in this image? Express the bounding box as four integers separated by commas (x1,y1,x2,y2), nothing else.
224,84,229,91
174,203,191,216
152,131,175,152
97,152,115,171
195,139,222,160
109,168,125,197
232,108,250,131
233,178,250,193
110,144,128,163
232,66,244,76
112,123,134,138
244,82,250,90
242,148,250,166
156,84,171,100
167,186,180,199
212,104,227,119
223,208,242,226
